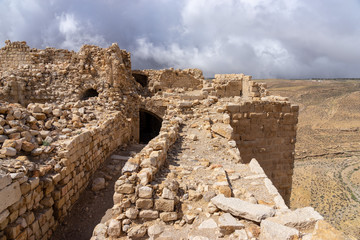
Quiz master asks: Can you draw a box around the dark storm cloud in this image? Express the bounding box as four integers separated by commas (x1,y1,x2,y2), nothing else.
1,0,360,78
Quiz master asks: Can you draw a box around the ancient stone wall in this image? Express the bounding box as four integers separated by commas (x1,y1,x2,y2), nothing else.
0,41,136,106
133,68,203,93
226,101,298,203
0,102,131,240
212,74,243,97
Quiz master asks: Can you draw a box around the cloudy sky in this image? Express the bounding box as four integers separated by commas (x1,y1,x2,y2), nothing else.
0,0,360,78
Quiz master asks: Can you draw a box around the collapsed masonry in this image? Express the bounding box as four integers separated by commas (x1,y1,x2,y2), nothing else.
0,41,343,240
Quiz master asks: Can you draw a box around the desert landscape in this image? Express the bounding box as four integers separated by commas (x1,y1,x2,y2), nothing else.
263,79,360,237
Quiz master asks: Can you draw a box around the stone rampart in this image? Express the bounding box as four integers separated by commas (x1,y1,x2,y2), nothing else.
226,101,298,204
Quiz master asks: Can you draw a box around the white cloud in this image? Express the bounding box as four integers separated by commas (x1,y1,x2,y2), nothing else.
0,0,360,78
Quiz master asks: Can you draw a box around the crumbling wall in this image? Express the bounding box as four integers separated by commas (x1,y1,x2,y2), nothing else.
226,101,298,204
0,41,137,106
212,74,243,97
135,68,203,93
0,103,132,240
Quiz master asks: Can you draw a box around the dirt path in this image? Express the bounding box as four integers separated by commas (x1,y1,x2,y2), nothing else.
51,144,145,240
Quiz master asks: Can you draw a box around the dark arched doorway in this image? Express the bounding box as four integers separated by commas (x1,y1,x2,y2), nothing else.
133,73,148,87
139,109,162,144
80,88,99,100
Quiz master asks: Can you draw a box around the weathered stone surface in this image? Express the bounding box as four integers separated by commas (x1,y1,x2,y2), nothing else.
0,174,11,189
125,208,139,219
198,218,218,229
0,181,21,212
93,223,107,237
107,219,122,237
259,219,299,240
116,183,134,194
148,224,165,238
128,225,147,238
160,212,178,222
267,207,323,230
136,198,153,209
155,199,175,212
218,213,244,235
138,186,153,198
139,210,159,219
211,194,275,222
211,123,233,139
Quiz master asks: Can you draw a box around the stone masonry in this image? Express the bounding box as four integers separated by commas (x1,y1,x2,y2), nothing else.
0,41,344,240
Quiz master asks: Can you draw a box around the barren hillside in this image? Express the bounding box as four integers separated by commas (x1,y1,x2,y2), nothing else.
262,79,360,237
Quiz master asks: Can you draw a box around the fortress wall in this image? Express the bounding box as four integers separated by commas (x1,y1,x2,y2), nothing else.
0,111,132,240
135,68,204,93
227,101,299,204
0,41,135,106
90,112,181,238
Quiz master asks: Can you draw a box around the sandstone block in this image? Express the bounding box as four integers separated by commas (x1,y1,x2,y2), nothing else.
0,181,21,212
211,194,275,222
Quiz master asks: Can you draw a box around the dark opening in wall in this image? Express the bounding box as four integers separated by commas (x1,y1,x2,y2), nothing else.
132,73,148,87
139,109,162,144
80,88,99,100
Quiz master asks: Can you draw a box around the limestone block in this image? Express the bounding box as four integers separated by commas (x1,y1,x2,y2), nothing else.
139,210,159,219
259,219,299,240
219,213,244,235
0,174,11,190
211,123,234,139
155,199,175,212
136,199,153,209
211,194,275,222
128,225,147,238
125,208,139,219
138,186,153,198
107,219,122,237
93,223,107,237
198,218,218,229
116,183,134,194
160,212,178,222
267,207,323,230
0,181,21,212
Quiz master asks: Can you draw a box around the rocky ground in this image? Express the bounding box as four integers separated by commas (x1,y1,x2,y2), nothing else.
263,79,360,237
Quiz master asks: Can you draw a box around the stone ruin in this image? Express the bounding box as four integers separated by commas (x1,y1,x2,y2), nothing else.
0,41,345,240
